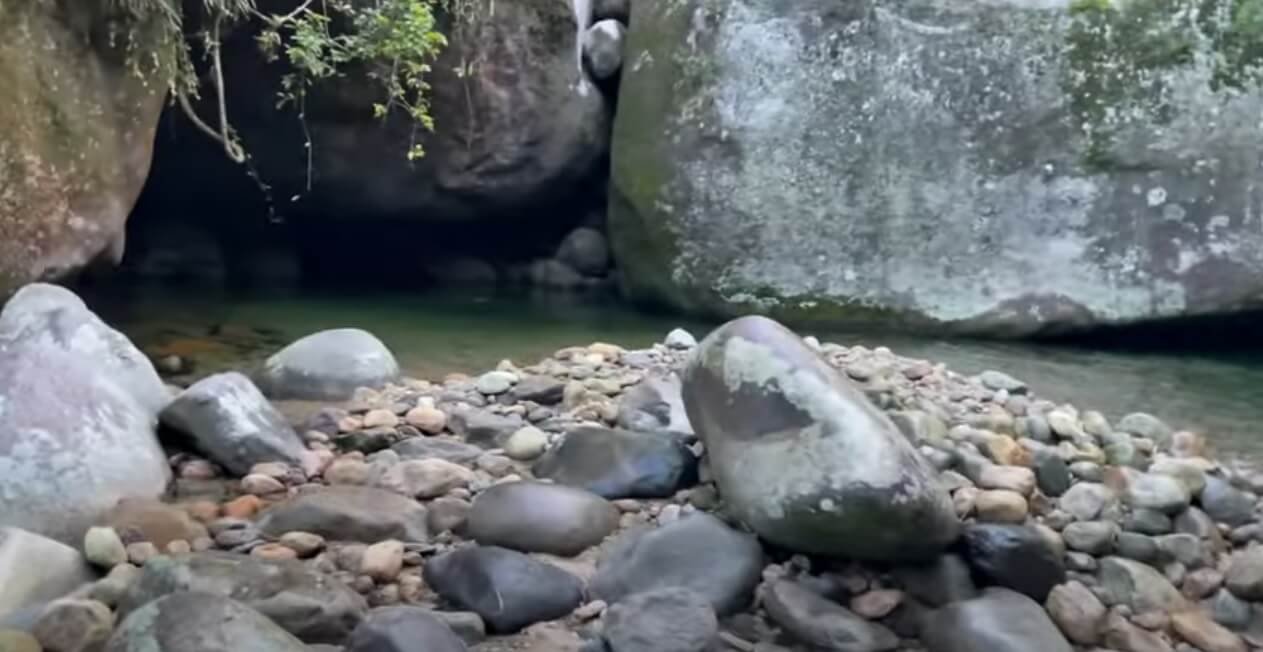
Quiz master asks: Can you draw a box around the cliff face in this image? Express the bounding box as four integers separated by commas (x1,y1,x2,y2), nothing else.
0,0,172,297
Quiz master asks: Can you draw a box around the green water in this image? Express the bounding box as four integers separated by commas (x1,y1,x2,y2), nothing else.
84,285,1263,460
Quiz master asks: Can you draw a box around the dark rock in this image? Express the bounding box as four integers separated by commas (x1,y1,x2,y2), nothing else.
432,611,485,646
593,0,630,22
602,588,718,652
119,552,366,643
423,546,582,633
345,607,466,652
1034,452,1071,497
763,580,899,652
1123,509,1173,535
426,497,472,535
590,513,762,616
960,524,1065,602
257,486,429,543
616,374,693,434
391,437,484,465
682,316,958,560
255,329,399,401
1199,475,1255,526
106,592,308,652
583,20,626,81
894,554,979,608
511,376,566,405
1226,547,1263,600
1097,556,1186,613
1116,532,1160,563
467,482,619,556
448,409,525,449
556,227,611,276
922,588,1072,652
534,427,698,499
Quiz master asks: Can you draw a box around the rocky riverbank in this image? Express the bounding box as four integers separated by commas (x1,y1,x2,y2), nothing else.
2,282,1262,652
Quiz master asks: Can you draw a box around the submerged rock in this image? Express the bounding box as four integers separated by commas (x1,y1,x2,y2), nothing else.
107,592,308,652
256,329,399,401
423,546,583,633
533,427,698,499
682,316,958,560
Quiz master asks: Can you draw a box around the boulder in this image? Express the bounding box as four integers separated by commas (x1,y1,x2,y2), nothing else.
609,0,1263,335
345,607,467,652
161,372,308,475
533,427,698,499
118,552,367,643
256,329,399,401
602,588,718,652
590,513,763,616
422,546,583,633
922,588,1073,652
466,482,619,556
960,524,1065,602
0,528,95,621
0,284,170,543
682,316,958,560
106,592,309,652
257,486,429,543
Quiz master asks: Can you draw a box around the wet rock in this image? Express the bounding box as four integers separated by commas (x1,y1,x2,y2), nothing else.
0,528,95,620
423,546,582,633
1199,476,1255,526
344,606,467,652
534,427,698,499
590,513,762,616
106,592,308,652
557,227,612,276
602,588,717,652
32,599,113,652
467,482,618,556
1035,453,1071,497
960,524,1065,602
922,588,1072,652
256,329,400,401
391,437,484,465
893,554,979,608
763,580,898,652
448,409,525,449
1046,581,1106,645
375,458,474,499
258,486,429,544
1097,557,1186,613
616,374,693,434
682,316,958,561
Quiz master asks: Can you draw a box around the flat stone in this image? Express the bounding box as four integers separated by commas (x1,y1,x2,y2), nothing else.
893,554,979,608
602,588,719,652
84,527,127,568
1170,609,1246,652
391,437,483,465
504,426,549,460
466,482,619,556
448,409,526,449
975,490,1028,523
258,486,429,543
511,376,566,405
1225,547,1263,600
1199,476,1255,526
1103,610,1173,652
978,466,1036,496
375,459,474,499
1125,473,1192,514
255,329,399,401
1124,509,1174,535
0,528,95,621
1063,521,1118,555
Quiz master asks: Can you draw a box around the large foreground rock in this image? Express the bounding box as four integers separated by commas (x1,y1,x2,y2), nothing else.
682,316,958,560
610,0,1263,335
119,553,366,643
0,528,95,621
256,329,400,401
0,284,170,543
107,592,308,652
922,588,1073,652
257,486,429,543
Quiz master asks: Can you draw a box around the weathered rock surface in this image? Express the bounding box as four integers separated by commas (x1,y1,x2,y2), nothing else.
466,482,619,556
922,588,1073,652
682,316,958,560
106,592,309,652
610,0,1263,335
0,284,170,542
257,486,429,543
255,329,400,401
423,546,583,633
533,427,698,499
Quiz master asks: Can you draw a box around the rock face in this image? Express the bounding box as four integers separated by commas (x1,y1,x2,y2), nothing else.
609,0,1263,336
0,284,170,543
682,316,958,560
533,427,698,499
119,552,367,643
106,592,309,652
466,482,620,556
257,486,429,543
256,329,400,401
0,3,168,295
922,588,1073,652
161,372,308,475
422,546,584,633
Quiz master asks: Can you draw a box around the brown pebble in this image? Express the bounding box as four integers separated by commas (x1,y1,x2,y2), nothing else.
252,543,299,561
184,500,220,524
222,495,262,519
850,589,903,619
165,539,191,555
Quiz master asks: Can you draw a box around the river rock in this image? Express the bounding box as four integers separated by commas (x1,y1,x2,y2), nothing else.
1063,521,1119,555
0,284,171,543
1059,482,1115,521
1124,509,1174,535
1045,581,1106,645
0,528,96,621
106,592,308,652
682,316,958,560
1170,609,1246,652
256,329,399,401
1117,413,1173,444
511,376,566,405
31,598,113,652
448,409,526,449
119,552,366,643
961,524,1065,602
602,588,717,652
257,486,429,543
922,588,1072,652
375,458,474,499
1199,475,1255,526
466,482,618,556
504,426,549,460
583,20,626,80
763,580,899,652
1125,473,1192,514
83,527,127,569
392,437,484,465
344,607,467,652
1225,547,1263,600
557,227,611,276
590,513,762,616
533,427,698,499
423,546,583,633
893,554,979,608
616,374,693,434
1097,557,1186,613
161,372,307,475
1103,610,1174,652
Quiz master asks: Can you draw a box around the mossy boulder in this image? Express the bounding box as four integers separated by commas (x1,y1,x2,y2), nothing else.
0,1,173,297
609,0,1263,336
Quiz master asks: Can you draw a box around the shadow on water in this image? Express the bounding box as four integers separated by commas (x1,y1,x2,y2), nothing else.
79,283,1263,460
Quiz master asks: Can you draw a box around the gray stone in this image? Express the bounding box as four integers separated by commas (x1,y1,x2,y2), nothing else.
1059,482,1115,521
1063,521,1118,555
0,284,171,543
557,227,611,276
1046,581,1106,645
922,588,1072,652
602,588,718,652
119,552,366,643
256,329,399,401
1154,533,1204,567
893,554,979,608
1207,588,1251,629
511,376,566,405
590,513,762,616
961,524,1065,602
106,592,308,652
763,580,898,652
432,611,484,645
475,371,516,396
257,486,429,543
1226,547,1263,600
1199,475,1255,526
682,316,958,561
1069,461,1104,482
0,528,95,621
448,409,526,449
616,374,693,434
1116,533,1160,563
31,598,113,652
1102,610,1174,652
160,372,307,476
423,546,582,633
345,607,466,652
1116,414,1173,445
83,527,127,569
1124,509,1174,535
426,497,472,535
593,0,629,22
533,427,698,499
466,481,619,556
1125,473,1192,514
583,20,625,80
1097,557,1186,613
391,437,484,465
664,329,698,349
978,371,1027,394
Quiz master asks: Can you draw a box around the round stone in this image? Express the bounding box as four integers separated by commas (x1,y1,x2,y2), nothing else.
504,427,549,461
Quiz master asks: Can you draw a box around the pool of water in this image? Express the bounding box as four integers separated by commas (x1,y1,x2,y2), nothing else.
82,284,1263,460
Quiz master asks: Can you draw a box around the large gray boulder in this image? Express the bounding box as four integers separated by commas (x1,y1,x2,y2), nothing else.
610,0,1263,336
160,372,308,475
256,329,400,401
682,316,958,560
0,284,170,543
107,592,309,652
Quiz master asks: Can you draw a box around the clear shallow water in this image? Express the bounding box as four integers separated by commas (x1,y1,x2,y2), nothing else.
83,285,1263,460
